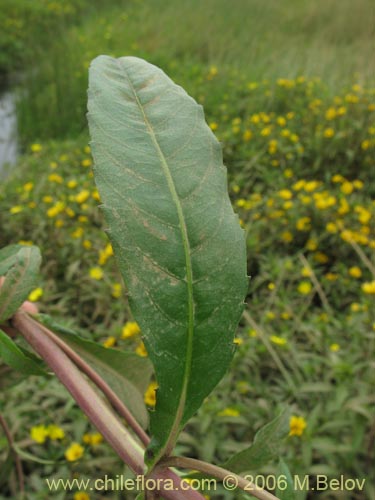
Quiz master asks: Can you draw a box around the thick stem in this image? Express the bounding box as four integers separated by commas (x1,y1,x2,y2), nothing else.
12,312,205,500
13,310,145,474
31,314,149,446
0,412,25,497
160,456,280,500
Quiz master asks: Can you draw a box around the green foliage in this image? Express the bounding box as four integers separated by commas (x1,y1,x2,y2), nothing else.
38,314,153,429
88,55,248,465
224,410,290,473
0,245,41,322
0,328,47,376
0,1,374,498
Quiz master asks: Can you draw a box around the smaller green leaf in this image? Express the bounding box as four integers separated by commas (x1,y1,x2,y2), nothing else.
37,315,153,429
12,444,64,465
276,459,295,500
0,244,24,275
223,408,290,473
0,246,42,322
0,329,48,376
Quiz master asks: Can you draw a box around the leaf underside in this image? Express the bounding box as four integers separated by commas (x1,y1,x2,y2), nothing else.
87,56,248,465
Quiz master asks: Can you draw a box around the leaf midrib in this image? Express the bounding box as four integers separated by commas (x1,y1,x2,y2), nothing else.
118,60,195,463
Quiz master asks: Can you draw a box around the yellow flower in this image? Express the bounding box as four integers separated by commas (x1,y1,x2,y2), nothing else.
10,206,23,214
304,181,320,192
325,107,336,120
350,303,362,312
43,195,53,203
323,128,335,138
243,129,253,141
122,321,141,338
268,282,275,290
233,337,243,345
23,182,34,192
65,443,84,462
28,287,43,302
277,189,292,200
30,143,42,153
348,266,362,278
136,342,148,357
301,266,312,277
74,493,90,500
340,181,353,195
361,140,370,150
81,158,92,168
89,267,103,280
326,222,338,233
82,240,92,249
281,231,293,243
83,433,103,446
209,122,218,131
330,343,340,352
98,243,114,265
67,180,78,189
92,190,101,201
268,139,278,154
248,328,257,337
47,201,65,218
296,217,311,231
103,336,116,348
111,283,122,298
71,227,84,239
260,127,271,136
30,425,49,444
48,173,63,184
289,416,307,437
218,407,240,417
305,238,318,251
281,311,291,320
47,425,65,440
314,252,329,264
75,190,90,204
277,116,286,126
362,281,375,294
298,281,312,295
270,335,287,346
353,179,364,189
325,272,338,281
144,381,158,406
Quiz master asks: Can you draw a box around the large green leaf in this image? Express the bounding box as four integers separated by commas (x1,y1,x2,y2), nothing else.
37,315,153,429
0,328,48,376
224,409,290,473
0,244,25,276
87,56,248,465
0,245,42,322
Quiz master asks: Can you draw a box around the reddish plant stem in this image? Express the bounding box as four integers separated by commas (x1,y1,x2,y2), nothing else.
160,456,280,500
12,311,205,500
30,314,149,446
13,311,145,474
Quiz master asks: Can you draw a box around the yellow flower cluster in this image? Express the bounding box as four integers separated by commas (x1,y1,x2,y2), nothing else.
30,424,65,444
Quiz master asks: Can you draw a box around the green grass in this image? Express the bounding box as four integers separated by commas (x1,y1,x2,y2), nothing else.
12,0,375,145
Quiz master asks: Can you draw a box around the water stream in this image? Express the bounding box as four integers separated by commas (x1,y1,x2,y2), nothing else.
0,91,18,178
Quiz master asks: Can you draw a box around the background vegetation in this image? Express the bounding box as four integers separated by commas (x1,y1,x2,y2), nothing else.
0,0,374,499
